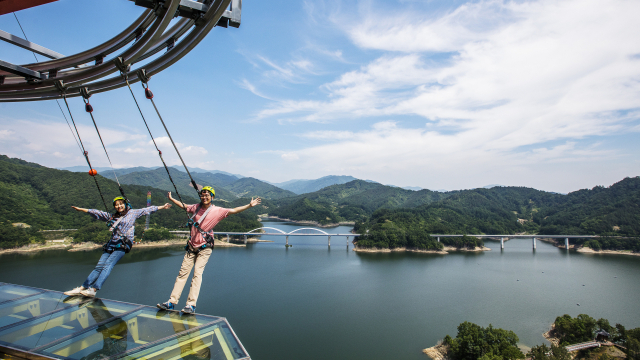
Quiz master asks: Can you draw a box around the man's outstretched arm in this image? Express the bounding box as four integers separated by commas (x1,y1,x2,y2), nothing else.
228,197,261,214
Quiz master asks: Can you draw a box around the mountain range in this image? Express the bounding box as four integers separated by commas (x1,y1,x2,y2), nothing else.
9,155,640,237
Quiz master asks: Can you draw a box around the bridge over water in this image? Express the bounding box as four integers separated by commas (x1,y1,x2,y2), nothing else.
171,227,599,250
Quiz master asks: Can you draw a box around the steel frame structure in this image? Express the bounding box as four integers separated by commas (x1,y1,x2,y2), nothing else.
0,0,241,101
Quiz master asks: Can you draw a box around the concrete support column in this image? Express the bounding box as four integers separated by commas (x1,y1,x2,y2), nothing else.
501,237,504,249
328,235,331,247
437,237,440,242
346,236,350,247
226,234,230,243
533,237,537,249
565,238,569,250
243,235,247,244
286,235,289,247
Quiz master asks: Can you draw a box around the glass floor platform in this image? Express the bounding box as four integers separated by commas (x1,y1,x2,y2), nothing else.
0,283,250,360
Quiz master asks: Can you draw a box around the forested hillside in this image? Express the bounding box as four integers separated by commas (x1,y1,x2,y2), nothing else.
102,167,238,201
224,177,297,200
354,178,640,249
0,156,262,248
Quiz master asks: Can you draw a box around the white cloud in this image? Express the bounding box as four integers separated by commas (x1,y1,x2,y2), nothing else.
252,0,640,191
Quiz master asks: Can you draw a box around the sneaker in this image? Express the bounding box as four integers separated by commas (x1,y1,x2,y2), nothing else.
63,286,85,296
80,288,96,297
181,305,196,314
157,301,175,311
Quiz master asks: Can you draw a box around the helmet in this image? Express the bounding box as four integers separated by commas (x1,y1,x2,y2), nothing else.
200,186,215,197
113,196,131,209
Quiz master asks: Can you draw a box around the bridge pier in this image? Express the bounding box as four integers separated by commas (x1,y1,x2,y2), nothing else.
533,237,537,249
346,236,349,248
501,237,504,249
226,234,230,243
286,235,289,248
437,237,440,242
565,238,569,250
243,235,247,244
328,235,331,247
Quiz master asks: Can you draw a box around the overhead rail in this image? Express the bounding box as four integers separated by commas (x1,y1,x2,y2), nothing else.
0,0,242,101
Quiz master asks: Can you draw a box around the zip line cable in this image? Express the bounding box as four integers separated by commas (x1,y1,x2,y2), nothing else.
116,64,190,220
79,89,128,202
13,13,83,154
59,92,110,212
138,72,199,192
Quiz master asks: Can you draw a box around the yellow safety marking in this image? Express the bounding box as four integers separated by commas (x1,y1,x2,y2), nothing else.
164,340,214,360
214,328,234,360
75,308,89,328
134,340,149,344
53,332,104,357
110,335,123,339
136,313,205,326
135,330,215,360
27,300,40,317
127,317,139,343
7,314,26,320
58,325,75,330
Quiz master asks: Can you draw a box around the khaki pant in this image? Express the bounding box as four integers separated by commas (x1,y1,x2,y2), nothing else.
169,247,212,307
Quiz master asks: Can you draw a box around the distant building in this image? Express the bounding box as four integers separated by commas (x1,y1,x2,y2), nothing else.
595,329,610,342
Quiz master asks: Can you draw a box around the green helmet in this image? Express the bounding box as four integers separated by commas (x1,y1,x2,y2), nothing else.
201,186,215,197
112,196,131,209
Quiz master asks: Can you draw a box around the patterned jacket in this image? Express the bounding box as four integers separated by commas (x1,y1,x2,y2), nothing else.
88,206,158,250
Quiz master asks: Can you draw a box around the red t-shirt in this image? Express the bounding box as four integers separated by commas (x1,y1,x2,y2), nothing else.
186,204,229,247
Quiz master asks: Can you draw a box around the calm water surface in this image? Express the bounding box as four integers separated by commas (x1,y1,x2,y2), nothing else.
1,221,639,360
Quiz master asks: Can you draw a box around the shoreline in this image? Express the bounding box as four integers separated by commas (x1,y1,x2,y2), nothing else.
260,216,355,228
576,247,640,257
352,246,490,254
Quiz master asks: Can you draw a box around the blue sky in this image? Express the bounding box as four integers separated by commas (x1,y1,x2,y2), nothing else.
1,0,639,193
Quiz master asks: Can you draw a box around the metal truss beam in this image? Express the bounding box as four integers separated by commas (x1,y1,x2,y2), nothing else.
0,59,44,79
0,29,64,60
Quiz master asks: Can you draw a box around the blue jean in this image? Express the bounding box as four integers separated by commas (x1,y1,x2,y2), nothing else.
82,250,125,290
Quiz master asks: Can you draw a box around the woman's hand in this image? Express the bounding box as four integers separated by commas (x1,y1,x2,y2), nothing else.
71,206,89,213
160,203,172,210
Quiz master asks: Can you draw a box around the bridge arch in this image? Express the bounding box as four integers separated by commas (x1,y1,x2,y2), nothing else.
288,228,330,236
248,227,286,234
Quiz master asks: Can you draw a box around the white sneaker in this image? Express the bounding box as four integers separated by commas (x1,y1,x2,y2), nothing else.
80,288,96,297
64,286,85,296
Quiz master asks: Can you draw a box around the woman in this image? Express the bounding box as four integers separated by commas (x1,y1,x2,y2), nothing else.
64,196,172,297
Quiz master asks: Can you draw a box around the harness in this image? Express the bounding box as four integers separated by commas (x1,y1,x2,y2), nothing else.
103,215,133,254
185,204,216,254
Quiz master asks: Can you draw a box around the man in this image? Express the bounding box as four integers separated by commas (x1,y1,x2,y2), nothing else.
157,186,261,313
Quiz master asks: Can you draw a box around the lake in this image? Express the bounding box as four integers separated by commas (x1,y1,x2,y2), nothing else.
1,221,639,359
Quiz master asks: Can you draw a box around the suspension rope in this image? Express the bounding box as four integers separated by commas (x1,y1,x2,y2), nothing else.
59,91,110,212
116,62,190,220
137,72,199,193
79,88,128,202
13,13,83,155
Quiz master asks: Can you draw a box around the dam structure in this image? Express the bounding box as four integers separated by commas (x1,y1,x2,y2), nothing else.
0,283,249,360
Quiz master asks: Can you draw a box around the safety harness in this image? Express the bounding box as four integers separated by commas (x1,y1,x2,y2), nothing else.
185,204,216,254
103,214,134,254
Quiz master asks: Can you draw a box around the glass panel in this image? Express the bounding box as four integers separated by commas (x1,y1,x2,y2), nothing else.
0,285,42,304
0,299,138,350
0,292,84,329
120,320,248,360
40,309,222,360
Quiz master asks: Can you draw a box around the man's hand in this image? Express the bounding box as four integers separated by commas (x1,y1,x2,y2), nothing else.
160,203,172,210
71,206,89,213
250,197,261,207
